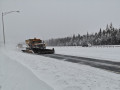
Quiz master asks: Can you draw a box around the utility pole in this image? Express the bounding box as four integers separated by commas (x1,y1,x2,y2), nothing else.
2,13,5,46
1,11,20,46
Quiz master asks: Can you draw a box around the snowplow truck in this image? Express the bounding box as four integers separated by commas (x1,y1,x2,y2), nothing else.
22,38,54,54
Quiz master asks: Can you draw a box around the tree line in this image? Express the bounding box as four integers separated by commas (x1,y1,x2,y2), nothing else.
46,23,120,46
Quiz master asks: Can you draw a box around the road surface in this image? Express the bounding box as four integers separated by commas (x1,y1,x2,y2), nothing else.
42,54,120,74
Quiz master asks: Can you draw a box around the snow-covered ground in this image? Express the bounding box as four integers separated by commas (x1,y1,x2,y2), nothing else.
0,47,53,90
0,45,120,90
50,46,120,62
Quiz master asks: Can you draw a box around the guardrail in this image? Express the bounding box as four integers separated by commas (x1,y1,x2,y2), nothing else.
47,45,120,48
93,45,120,48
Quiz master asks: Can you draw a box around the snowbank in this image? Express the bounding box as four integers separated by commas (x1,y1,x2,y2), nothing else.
0,48,53,90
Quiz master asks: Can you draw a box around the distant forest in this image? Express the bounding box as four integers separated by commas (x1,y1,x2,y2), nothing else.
46,23,120,46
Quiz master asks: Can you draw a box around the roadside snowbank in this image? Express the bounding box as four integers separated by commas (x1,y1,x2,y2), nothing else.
0,48,53,90
1,46,120,90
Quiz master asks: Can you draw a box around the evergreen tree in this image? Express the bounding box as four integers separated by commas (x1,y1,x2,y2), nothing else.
46,23,120,46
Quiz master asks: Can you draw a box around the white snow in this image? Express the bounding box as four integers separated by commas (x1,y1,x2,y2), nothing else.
50,46,120,62
0,47,53,90
0,45,120,90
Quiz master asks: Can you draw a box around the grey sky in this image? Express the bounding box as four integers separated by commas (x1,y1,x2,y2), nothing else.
0,0,120,44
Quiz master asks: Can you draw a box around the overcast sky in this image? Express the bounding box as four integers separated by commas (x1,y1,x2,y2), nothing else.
0,0,120,44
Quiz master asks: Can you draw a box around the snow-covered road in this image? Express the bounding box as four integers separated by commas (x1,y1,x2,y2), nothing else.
0,48,53,90
1,46,120,90
43,54,120,73
50,46,120,62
